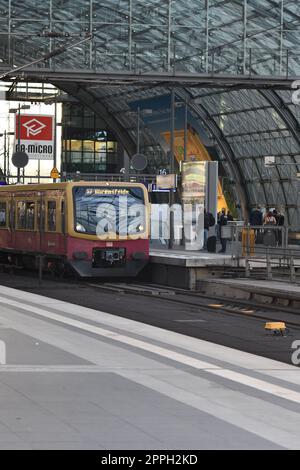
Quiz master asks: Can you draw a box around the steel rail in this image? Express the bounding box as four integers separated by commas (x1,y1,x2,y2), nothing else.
86,281,300,330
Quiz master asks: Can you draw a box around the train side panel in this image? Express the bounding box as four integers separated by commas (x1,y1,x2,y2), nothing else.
0,188,67,263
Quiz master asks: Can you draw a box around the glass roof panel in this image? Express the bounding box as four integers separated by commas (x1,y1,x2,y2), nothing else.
1,1,300,223
1,0,300,75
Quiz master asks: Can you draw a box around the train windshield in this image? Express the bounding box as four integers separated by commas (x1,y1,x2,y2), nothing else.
73,186,146,237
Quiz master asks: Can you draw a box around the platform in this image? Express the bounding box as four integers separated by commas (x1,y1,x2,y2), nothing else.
0,285,299,449
150,248,237,267
199,278,300,308
149,247,240,289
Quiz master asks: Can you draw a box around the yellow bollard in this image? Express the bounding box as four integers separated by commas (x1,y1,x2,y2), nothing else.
242,229,256,257
249,229,255,256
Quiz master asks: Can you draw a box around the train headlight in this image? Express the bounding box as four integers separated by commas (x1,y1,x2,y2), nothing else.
76,223,86,233
136,224,144,233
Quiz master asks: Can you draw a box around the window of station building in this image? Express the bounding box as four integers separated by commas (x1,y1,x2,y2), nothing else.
95,141,106,153
83,140,95,153
0,202,7,228
94,153,107,172
70,140,82,152
70,139,83,166
47,201,57,232
62,103,118,174
17,201,36,231
107,141,118,153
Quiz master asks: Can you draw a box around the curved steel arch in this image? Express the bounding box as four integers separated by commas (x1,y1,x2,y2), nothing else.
48,80,298,225
176,88,250,221
259,89,300,168
53,81,137,157
258,89,300,224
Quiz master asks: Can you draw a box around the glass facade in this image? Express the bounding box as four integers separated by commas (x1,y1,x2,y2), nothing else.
1,0,300,77
61,103,118,174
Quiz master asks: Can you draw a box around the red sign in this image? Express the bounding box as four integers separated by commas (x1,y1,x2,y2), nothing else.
14,114,54,160
16,115,53,141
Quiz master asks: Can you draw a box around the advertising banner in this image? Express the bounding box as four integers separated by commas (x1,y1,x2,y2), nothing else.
15,114,54,160
182,161,206,203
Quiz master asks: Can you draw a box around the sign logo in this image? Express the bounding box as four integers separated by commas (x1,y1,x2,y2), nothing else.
15,114,54,160
22,118,47,137
16,115,53,141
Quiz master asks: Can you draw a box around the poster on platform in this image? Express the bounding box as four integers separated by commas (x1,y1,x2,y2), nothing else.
15,114,54,160
182,161,206,203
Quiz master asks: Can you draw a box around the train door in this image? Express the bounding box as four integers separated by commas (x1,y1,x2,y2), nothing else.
40,191,65,256
14,195,40,252
7,192,14,248
0,192,11,250
37,192,45,253
10,192,18,250
61,196,67,252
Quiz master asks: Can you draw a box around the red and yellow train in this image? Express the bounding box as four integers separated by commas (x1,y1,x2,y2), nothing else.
0,181,150,277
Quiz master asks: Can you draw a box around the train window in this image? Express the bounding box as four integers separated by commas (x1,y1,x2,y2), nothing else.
17,201,36,230
47,201,57,232
0,202,6,228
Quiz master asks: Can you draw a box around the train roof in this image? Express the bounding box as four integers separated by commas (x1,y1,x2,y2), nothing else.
0,181,147,192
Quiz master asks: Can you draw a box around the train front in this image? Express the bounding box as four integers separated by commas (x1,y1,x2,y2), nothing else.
67,183,150,277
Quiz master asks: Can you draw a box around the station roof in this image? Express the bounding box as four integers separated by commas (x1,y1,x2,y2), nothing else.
1,0,300,223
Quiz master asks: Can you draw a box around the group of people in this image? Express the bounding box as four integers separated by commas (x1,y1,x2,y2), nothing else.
203,208,233,254
201,206,285,254
250,206,285,245
250,207,284,228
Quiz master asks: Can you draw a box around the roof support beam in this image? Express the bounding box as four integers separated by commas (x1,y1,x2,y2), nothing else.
1,69,296,89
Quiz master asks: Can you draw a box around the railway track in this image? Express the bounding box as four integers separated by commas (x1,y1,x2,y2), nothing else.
86,281,300,331
1,265,299,332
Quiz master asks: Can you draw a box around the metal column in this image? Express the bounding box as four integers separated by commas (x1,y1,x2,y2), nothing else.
169,89,176,249
243,0,248,75
184,100,188,162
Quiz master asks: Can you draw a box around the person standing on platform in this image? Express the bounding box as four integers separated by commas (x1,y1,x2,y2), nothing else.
227,210,234,222
277,210,285,227
217,211,221,241
250,206,263,227
250,206,263,243
203,209,215,251
272,209,280,225
263,210,277,246
203,209,210,251
218,208,228,253
263,210,277,226
276,209,285,246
